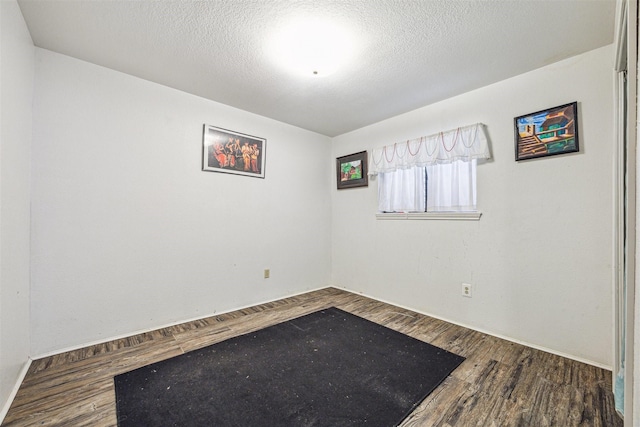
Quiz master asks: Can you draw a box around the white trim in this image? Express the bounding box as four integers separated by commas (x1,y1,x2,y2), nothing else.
332,286,612,370
376,211,482,221
0,358,32,425
613,69,626,387
31,286,329,360
615,0,629,72
624,0,638,424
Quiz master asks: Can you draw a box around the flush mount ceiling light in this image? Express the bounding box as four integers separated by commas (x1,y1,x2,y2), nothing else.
270,17,355,77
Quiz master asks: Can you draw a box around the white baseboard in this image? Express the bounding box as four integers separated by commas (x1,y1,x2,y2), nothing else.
334,286,613,371
0,357,32,424
32,285,330,360
31,284,610,372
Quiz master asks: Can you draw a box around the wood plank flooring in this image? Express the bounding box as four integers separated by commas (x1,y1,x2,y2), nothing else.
2,287,622,426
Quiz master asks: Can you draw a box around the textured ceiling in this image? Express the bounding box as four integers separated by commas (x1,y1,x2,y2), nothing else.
17,0,616,137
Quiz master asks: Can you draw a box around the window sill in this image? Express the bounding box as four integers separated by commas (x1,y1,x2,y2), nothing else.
375,212,482,221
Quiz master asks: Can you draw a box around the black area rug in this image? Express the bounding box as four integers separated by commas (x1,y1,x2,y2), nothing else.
114,307,464,427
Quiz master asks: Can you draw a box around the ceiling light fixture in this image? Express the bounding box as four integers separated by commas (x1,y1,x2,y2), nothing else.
270,17,355,77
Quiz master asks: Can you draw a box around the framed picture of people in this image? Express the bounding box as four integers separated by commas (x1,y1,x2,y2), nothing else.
202,125,266,178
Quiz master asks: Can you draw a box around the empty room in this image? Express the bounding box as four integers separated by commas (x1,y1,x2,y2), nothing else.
1,0,638,426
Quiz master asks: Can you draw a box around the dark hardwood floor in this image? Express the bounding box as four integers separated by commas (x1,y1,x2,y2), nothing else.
2,287,622,426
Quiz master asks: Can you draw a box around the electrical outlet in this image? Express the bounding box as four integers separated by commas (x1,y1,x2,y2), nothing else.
264,269,270,279
462,283,472,298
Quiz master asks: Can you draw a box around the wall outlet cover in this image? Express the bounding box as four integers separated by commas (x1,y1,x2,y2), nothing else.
462,283,472,297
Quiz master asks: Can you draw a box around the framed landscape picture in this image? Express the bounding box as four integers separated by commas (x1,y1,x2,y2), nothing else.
202,125,266,178
336,151,368,189
514,102,579,161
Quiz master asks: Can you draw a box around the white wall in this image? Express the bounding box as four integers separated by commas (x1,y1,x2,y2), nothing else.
0,0,34,418
331,45,615,367
18,20,618,368
30,49,332,356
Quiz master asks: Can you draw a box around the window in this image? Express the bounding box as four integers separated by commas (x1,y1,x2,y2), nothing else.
369,124,489,214
378,166,427,212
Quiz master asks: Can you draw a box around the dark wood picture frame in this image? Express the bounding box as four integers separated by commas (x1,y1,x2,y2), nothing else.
336,151,368,189
514,101,579,161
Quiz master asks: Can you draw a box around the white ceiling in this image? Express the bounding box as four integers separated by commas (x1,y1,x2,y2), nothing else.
17,0,616,137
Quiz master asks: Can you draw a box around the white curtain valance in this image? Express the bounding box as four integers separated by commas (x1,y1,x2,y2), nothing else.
368,123,490,175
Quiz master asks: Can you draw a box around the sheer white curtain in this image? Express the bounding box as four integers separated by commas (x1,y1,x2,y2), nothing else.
369,123,490,175
426,159,477,211
378,167,426,212
370,123,489,213
377,160,476,212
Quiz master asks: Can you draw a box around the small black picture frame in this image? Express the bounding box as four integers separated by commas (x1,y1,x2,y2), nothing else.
514,101,579,161
336,151,368,189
